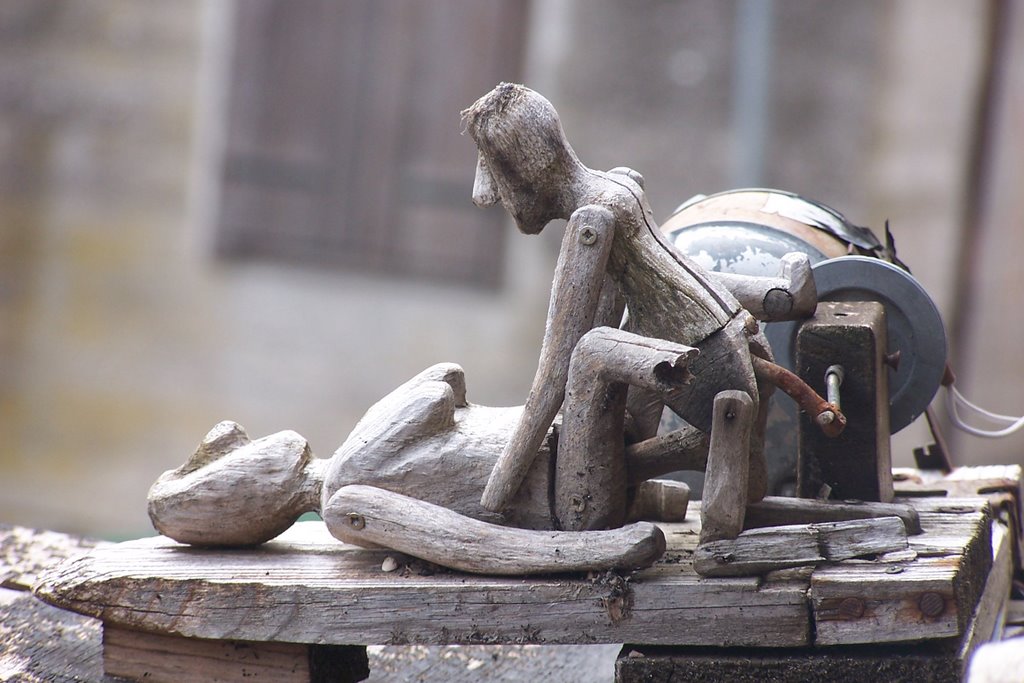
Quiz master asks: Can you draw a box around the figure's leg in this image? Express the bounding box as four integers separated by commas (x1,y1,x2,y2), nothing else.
747,333,775,503
699,390,755,544
554,327,697,531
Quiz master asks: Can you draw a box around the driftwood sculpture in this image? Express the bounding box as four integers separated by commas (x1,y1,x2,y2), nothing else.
462,83,836,545
148,83,887,579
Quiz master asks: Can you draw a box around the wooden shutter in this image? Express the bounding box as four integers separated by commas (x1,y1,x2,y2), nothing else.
216,0,527,287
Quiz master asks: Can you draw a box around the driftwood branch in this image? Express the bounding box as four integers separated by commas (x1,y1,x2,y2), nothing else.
713,252,817,321
323,484,666,575
625,425,709,484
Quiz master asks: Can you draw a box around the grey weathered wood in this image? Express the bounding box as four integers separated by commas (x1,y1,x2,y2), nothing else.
103,626,369,683
624,425,709,484
713,252,817,321
555,326,698,530
797,300,894,503
626,479,690,524
481,206,616,513
0,525,107,683
744,496,923,535
463,84,785,529
1,524,107,590
35,521,811,648
36,489,998,650
959,518,1014,667
148,421,323,546
699,390,754,545
323,484,665,575
323,363,555,531
694,516,909,578
811,502,992,645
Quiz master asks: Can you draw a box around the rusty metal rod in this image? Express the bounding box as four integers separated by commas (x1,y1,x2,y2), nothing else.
750,355,846,438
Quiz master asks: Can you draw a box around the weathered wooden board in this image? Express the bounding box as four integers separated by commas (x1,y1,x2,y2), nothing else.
810,497,992,645
35,492,998,651
694,516,908,578
35,520,809,648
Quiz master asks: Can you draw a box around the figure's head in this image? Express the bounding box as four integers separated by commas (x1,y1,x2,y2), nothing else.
463,83,583,234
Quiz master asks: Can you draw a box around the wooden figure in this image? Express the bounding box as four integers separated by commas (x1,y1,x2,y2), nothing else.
149,83,879,578
462,83,833,545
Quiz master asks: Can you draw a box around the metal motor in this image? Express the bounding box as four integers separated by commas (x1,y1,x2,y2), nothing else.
661,189,948,495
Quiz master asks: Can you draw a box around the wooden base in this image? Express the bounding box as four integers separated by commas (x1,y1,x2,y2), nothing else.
103,627,369,683
31,466,1020,682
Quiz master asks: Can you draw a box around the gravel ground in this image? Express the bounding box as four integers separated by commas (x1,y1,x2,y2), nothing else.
367,644,622,682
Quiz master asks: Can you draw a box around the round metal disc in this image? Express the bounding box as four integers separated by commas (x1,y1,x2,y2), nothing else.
766,256,947,433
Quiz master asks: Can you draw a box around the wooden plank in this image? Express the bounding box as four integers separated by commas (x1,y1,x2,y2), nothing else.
745,496,922,534
34,522,810,648
811,504,992,645
103,626,369,683
0,586,104,683
694,517,908,578
0,523,107,590
33,490,997,651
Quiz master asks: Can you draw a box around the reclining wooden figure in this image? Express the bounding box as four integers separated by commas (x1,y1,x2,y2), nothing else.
149,84,876,578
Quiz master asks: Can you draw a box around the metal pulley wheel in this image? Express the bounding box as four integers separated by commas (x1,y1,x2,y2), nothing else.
767,256,947,433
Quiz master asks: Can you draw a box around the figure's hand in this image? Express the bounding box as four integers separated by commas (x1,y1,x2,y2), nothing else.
710,252,817,322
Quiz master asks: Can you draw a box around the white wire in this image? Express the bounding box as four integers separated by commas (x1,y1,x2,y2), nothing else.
946,384,1024,438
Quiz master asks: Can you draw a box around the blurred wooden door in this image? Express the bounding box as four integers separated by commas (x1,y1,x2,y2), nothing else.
217,0,528,287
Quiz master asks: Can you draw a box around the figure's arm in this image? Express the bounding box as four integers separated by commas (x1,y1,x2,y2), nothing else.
711,252,817,321
480,206,615,512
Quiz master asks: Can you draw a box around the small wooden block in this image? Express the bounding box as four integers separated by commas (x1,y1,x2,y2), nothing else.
103,626,369,683
797,301,894,503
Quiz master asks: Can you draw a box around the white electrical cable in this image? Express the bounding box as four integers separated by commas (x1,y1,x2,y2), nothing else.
946,384,1024,438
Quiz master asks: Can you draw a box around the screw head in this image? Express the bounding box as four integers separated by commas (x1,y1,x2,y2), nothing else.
578,226,598,245
570,495,587,513
346,513,366,530
838,597,865,619
918,591,945,618
763,288,793,317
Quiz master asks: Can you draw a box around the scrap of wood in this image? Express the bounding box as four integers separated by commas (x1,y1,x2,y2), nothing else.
323,484,666,575
744,496,923,535
624,426,708,484
626,479,690,523
699,390,754,545
694,516,909,578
